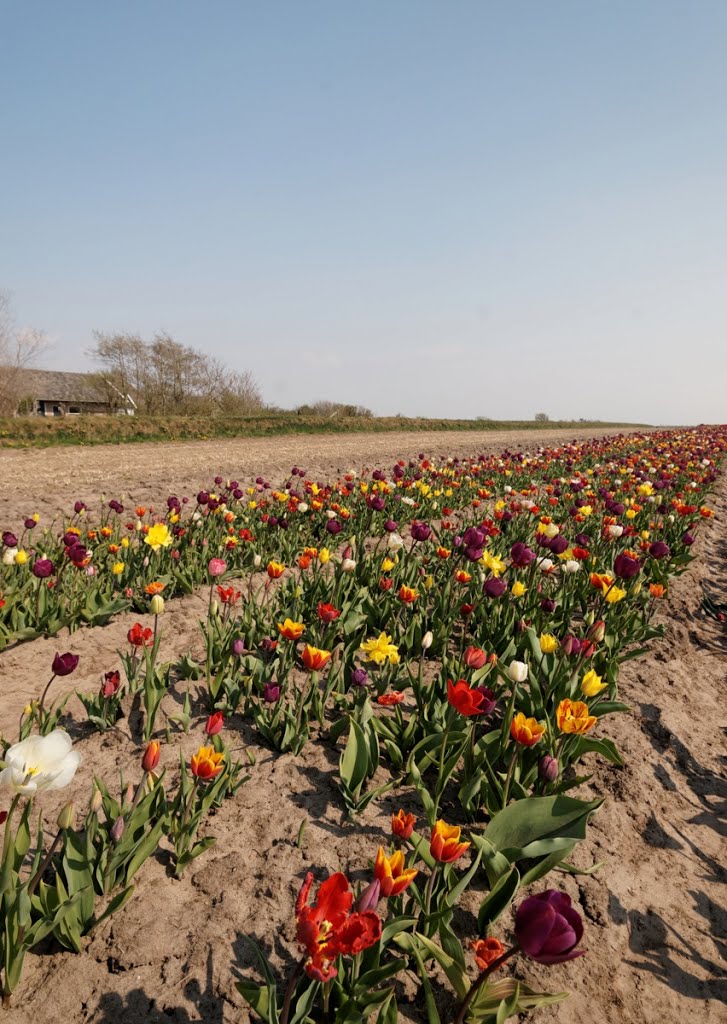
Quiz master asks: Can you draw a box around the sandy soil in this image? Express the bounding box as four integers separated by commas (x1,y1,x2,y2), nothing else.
0,428,724,1024
0,426,646,524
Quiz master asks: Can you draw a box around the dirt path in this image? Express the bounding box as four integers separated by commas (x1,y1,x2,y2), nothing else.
0,426,646,524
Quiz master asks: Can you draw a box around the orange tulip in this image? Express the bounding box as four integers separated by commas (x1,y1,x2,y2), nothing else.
141,740,160,772
277,618,305,641
374,847,418,897
300,645,332,671
391,809,416,840
190,745,225,781
430,820,470,863
267,561,285,579
398,585,419,604
471,937,506,971
556,699,597,735
510,712,546,747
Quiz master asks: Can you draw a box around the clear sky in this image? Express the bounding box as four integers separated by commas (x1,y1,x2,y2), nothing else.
2,1,726,423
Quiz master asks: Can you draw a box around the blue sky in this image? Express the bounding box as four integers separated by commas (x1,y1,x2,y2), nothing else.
2,1,725,423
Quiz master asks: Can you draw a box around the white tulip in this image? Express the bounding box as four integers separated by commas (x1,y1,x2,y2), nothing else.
297,502,309,513
387,532,404,552
607,525,623,538
421,631,433,650
563,560,581,574
543,523,559,538
0,730,80,796
508,660,528,683
2,548,18,565
537,557,555,573
341,558,357,572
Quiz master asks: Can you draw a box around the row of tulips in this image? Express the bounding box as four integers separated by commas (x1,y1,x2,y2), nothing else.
0,427,722,650
0,425,724,1020
0,709,246,1007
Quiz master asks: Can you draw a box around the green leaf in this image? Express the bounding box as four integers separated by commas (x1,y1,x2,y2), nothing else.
477,867,520,931
483,794,603,862
569,735,624,766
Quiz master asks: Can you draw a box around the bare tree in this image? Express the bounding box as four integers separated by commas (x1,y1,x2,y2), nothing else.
88,329,263,416
0,290,48,415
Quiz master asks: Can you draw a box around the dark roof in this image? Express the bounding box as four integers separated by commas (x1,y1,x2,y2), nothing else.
17,369,109,404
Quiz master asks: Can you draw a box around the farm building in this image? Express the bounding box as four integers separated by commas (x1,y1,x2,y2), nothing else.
13,369,136,417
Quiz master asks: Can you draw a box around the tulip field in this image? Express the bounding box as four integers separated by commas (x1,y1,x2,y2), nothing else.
0,426,724,1024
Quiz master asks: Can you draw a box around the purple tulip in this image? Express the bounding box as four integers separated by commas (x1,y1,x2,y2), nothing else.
108,500,124,514
473,685,497,715
326,519,343,536
411,522,432,542
351,667,369,687
73,501,87,514
32,558,55,579
539,755,560,783
355,878,381,913
197,490,210,505
263,682,281,703
232,638,246,656
514,890,585,964
613,553,641,579
560,635,581,657
549,535,569,556
510,542,535,568
463,526,485,549
52,652,79,677
574,533,589,547
383,519,398,533
484,577,506,598
67,544,89,565
464,545,484,562
24,518,36,530
682,532,695,547
649,541,671,559
541,598,556,613
2,531,18,548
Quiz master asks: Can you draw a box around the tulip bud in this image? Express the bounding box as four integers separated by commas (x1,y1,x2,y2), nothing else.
124,781,135,806
141,740,161,772
421,631,433,651
232,638,246,656
341,558,357,572
253,554,262,567
89,787,103,815
111,816,125,843
587,619,606,643
539,755,560,783
355,878,381,913
57,801,75,830
150,594,165,616
205,711,224,736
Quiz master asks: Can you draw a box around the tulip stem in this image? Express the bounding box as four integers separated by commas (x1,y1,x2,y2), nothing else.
36,673,57,728
501,749,519,809
453,945,518,1024
26,828,63,899
280,960,304,1024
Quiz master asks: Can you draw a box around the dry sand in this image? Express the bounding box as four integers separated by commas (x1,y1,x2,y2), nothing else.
0,428,724,1024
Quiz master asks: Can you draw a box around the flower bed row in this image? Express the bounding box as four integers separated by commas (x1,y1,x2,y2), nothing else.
0,426,724,1020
